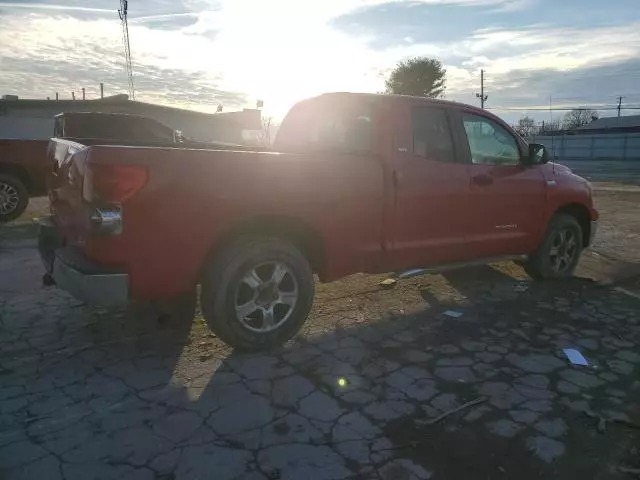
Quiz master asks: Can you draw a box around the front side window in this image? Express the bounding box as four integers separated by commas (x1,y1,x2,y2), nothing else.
412,107,455,163
462,114,520,165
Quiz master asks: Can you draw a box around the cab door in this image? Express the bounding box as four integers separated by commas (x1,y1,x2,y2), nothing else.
385,102,472,270
451,109,546,258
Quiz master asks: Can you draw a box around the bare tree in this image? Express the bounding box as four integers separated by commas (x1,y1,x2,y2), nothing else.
562,109,599,130
258,116,273,147
514,116,537,137
385,57,446,98
540,118,561,134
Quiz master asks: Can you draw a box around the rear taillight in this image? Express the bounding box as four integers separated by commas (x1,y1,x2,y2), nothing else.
83,164,148,203
83,164,147,236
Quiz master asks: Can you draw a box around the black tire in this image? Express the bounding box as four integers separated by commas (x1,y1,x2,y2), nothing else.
524,213,583,280
201,237,314,350
0,174,29,223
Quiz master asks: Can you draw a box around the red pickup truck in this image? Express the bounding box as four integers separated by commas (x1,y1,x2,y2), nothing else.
39,93,598,350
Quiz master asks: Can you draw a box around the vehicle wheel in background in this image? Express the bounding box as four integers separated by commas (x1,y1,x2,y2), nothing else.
524,213,583,280
201,237,315,351
0,174,29,223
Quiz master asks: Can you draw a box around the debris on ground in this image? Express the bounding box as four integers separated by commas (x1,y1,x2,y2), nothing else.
424,397,487,425
443,310,464,318
379,278,398,289
563,348,589,366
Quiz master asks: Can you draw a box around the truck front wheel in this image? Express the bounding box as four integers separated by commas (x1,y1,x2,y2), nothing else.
524,213,584,280
201,237,315,350
0,174,29,223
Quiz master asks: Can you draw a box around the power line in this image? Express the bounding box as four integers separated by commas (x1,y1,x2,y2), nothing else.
482,70,640,84
488,106,640,111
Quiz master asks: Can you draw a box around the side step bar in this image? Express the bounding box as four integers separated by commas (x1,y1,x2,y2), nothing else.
395,255,528,279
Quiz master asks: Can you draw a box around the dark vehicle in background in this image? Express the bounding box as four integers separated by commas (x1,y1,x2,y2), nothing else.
53,112,182,143
0,138,49,222
0,112,185,222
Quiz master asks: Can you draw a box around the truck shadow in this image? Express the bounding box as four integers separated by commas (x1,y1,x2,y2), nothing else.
6,265,639,479
419,264,529,309
156,270,639,479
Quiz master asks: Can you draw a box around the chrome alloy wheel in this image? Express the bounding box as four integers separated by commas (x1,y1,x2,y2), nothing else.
234,261,299,333
0,182,19,215
548,228,578,274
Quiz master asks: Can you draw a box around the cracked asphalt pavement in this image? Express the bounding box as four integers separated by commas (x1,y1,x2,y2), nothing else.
1,186,639,480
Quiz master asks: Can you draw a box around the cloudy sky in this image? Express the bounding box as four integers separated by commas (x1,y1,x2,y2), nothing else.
1,0,639,122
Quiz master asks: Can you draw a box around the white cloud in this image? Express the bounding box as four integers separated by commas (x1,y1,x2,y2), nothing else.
0,0,638,122
0,2,110,13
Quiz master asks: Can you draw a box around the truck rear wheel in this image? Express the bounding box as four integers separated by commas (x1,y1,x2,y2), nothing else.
201,237,314,350
0,174,29,223
524,213,583,280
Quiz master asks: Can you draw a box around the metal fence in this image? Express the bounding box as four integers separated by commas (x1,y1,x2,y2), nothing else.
524,133,640,183
528,133,640,161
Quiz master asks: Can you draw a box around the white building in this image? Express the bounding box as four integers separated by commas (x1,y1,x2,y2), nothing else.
0,94,262,144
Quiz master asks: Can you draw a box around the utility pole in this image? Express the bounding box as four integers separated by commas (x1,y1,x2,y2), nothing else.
617,96,624,117
100,83,104,99
476,69,488,109
119,0,136,101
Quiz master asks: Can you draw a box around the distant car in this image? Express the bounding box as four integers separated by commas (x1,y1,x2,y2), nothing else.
0,139,50,222
39,92,598,350
0,112,184,222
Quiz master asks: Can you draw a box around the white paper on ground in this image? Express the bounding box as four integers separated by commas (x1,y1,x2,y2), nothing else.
443,310,463,318
563,348,589,366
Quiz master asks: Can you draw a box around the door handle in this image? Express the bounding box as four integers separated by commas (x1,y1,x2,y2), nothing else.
472,173,493,186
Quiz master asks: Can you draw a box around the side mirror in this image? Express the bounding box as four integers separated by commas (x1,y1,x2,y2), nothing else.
524,143,549,166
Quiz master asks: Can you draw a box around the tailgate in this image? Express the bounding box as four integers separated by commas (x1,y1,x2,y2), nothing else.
48,139,91,246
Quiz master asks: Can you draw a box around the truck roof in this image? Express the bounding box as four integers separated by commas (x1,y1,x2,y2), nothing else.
54,111,170,122
316,92,488,114
308,91,506,125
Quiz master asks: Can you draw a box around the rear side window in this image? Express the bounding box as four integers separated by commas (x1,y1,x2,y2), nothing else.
276,99,374,154
412,107,455,163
